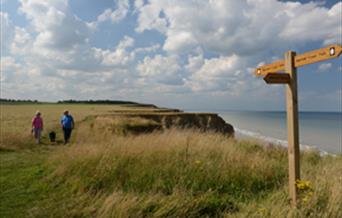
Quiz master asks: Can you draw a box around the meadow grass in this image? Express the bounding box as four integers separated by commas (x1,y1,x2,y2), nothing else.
0,103,157,150
0,104,341,217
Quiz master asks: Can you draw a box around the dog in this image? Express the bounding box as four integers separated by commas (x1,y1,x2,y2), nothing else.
49,131,56,143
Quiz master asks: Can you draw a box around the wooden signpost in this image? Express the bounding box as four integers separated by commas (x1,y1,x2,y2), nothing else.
254,44,342,207
255,44,342,76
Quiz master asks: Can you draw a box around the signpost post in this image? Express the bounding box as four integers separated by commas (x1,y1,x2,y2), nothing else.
254,44,342,207
285,51,300,207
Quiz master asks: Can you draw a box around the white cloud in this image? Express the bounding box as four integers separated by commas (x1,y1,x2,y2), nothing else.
317,63,333,72
134,43,160,53
94,36,135,67
97,8,114,23
18,0,68,32
19,0,92,51
97,0,129,24
134,0,144,10
0,56,20,82
1,0,140,101
117,35,134,48
186,55,243,92
135,0,341,55
163,31,198,54
137,55,183,85
135,0,168,33
185,52,204,74
279,2,341,45
12,0,138,73
10,26,32,55
132,0,341,103
0,12,14,55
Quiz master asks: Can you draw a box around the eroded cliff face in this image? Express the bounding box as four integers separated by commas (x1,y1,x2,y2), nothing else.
94,112,234,137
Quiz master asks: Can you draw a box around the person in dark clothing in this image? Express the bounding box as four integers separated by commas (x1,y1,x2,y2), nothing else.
61,110,75,144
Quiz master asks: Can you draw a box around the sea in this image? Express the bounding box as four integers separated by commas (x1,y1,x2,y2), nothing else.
186,110,341,155
216,111,342,155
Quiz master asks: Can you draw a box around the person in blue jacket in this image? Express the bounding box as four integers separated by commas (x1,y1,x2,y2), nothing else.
61,110,75,144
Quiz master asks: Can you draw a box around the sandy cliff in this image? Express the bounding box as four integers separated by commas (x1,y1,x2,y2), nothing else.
94,112,234,137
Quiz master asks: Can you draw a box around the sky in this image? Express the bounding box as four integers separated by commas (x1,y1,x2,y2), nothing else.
0,0,341,111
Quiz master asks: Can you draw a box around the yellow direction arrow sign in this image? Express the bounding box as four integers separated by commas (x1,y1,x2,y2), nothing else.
255,44,342,76
264,73,290,84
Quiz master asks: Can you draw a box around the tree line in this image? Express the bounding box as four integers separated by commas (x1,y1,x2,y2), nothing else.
0,98,155,107
56,100,138,104
0,98,40,103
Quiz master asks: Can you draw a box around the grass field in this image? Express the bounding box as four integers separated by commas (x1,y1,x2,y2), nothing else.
0,104,341,217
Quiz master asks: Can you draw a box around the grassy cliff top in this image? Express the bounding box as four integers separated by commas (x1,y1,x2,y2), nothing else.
0,104,341,217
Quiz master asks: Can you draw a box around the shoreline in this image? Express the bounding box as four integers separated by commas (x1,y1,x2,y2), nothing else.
187,109,341,155
233,127,336,156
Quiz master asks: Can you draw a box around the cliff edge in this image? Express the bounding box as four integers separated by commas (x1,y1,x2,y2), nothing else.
93,111,234,137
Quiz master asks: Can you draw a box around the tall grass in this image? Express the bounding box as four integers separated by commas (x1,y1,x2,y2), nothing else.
1,104,341,217
37,130,283,217
34,128,339,217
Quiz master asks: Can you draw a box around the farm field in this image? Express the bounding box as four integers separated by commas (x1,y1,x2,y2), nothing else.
0,104,341,218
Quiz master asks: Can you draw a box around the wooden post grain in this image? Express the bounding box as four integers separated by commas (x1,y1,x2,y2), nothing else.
285,51,300,207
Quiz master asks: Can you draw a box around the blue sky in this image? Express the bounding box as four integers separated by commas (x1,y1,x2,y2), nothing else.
1,0,341,111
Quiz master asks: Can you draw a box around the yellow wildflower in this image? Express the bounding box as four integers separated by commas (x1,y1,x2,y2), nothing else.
195,160,201,164
295,179,314,205
257,207,267,215
296,179,312,191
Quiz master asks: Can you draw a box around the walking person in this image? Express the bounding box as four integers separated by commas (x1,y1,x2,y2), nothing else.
61,110,75,144
32,111,43,144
